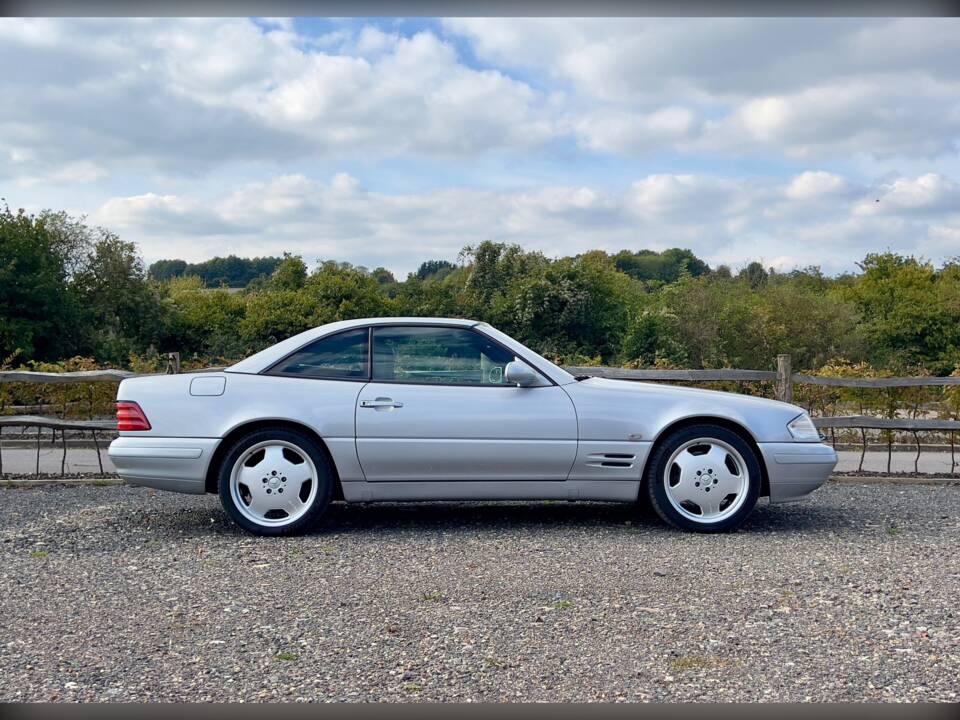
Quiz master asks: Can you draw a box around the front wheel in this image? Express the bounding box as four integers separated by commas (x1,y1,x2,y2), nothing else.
217,428,333,536
645,425,760,533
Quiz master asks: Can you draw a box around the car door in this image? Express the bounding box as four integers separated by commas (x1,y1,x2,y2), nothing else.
354,324,578,482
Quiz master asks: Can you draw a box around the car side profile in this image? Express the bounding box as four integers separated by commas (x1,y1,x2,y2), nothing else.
108,317,837,535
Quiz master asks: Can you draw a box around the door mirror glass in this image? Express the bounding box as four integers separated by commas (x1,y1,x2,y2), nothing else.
504,359,539,387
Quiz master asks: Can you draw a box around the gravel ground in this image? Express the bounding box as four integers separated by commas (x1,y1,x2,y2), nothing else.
1,482,958,703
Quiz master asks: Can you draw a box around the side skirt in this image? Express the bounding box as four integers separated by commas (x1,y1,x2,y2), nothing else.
339,479,640,503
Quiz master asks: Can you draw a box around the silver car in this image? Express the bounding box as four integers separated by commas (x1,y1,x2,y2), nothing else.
108,317,837,535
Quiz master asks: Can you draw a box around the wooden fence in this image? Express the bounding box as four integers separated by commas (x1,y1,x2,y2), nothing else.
1,353,958,477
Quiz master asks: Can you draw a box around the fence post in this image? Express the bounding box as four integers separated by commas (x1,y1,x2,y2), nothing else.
775,354,792,403
166,352,181,375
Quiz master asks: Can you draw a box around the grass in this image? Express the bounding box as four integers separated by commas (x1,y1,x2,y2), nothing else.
275,652,299,662
886,526,902,536
552,600,572,610
670,655,723,672
776,589,796,606
29,550,49,559
484,656,505,669
421,590,444,603
402,682,422,694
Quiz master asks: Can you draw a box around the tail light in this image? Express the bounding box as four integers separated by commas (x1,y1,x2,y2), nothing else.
116,401,152,431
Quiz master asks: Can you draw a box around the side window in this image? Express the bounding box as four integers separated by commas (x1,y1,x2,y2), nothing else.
373,326,515,385
268,328,369,379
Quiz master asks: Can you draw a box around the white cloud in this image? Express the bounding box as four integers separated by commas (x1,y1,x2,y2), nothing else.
785,171,850,201
854,173,960,216
445,17,960,159
90,171,960,276
0,18,555,182
3,17,959,277
15,161,109,188
572,107,700,153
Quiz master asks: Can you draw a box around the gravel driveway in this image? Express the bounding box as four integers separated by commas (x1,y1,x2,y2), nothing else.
1,482,958,702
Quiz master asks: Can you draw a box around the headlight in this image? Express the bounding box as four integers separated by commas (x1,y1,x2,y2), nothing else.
787,413,821,442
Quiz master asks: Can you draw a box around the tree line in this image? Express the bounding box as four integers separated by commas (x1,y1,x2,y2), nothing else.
3,203,959,376
147,256,286,287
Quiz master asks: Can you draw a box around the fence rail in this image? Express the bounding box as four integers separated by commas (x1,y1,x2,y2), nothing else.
565,366,960,389
564,367,778,382
812,415,960,431
0,369,137,384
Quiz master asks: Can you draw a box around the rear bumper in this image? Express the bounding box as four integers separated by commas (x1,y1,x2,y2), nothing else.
757,442,837,503
108,436,220,494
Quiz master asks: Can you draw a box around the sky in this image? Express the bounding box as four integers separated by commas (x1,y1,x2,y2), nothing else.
1,16,959,277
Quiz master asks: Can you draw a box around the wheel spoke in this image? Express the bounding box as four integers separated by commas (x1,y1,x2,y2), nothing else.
705,444,728,467
282,494,306,516
673,447,701,475
237,463,263,489
713,470,741,498
246,489,279,518
700,494,723,517
262,445,286,468
668,473,700,505
281,461,313,489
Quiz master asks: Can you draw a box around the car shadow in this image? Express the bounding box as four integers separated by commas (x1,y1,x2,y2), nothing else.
313,498,857,538
133,493,862,540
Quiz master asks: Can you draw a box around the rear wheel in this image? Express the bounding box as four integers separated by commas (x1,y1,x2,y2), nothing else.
645,424,760,533
217,428,333,536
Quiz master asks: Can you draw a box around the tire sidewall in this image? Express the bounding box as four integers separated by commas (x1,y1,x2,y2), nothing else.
217,428,333,536
646,425,761,533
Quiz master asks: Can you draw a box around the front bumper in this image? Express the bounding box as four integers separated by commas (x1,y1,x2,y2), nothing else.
756,442,837,503
108,436,221,494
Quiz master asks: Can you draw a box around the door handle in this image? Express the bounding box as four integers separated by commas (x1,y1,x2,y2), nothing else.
360,398,403,409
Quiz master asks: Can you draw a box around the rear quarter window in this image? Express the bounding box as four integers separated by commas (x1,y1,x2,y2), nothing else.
266,328,369,379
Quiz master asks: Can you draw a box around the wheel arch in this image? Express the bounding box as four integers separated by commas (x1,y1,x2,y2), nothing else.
205,418,344,500
640,415,770,498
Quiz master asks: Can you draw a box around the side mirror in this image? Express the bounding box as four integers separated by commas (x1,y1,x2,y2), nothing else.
504,359,539,387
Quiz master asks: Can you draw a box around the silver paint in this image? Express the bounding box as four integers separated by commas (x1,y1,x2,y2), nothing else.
108,317,837,510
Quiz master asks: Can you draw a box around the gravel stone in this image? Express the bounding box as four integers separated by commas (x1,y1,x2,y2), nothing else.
0,482,958,702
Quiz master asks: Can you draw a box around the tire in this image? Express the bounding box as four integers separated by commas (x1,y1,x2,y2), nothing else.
217,427,334,536
644,424,760,533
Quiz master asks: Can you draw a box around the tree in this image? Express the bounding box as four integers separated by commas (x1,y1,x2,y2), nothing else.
148,259,188,282
505,251,637,363
72,234,166,363
415,259,455,281
0,205,80,361
371,267,397,286
239,289,321,349
163,276,247,358
738,261,769,290
459,241,548,324
270,254,308,291
613,248,710,284
844,252,960,372
304,260,393,323
149,255,283,287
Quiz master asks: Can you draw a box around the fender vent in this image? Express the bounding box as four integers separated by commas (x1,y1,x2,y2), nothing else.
586,452,636,469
